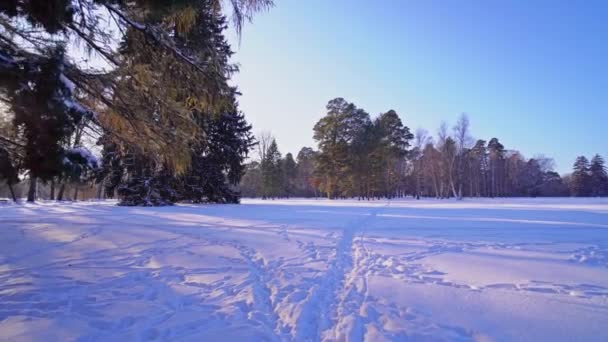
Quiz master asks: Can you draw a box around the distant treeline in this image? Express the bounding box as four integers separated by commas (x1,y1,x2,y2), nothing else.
240,98,608,200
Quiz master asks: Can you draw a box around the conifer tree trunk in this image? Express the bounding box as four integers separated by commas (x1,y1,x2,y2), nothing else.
96,179,104,199
57,183,66,201
8,183,17,202
27,177,37,202
50,180,55,200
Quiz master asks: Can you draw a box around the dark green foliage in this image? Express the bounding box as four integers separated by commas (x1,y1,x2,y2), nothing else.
239,161,262,197
178,110,254,203
238,97,600,200
117,157,177,206
97,139,125,198
62,148,99,183
295,147,318,197
589,154,608,196
538,171,569,197
1,0,268,205
282,153,297,198
1,47,90,184
571,156,591,197
312,99,413,199
261,139,282,199
313,98,372,198
93,1,254,206
101,105,253,205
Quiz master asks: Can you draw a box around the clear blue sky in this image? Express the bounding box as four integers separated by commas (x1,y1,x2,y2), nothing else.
228,0,608,174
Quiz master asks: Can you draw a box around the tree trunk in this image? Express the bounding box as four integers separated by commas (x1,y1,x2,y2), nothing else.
8,183,17,202
27,177,37,202
57,183,66,201
50,180,55,200
73,186,78,201
96,178,104,199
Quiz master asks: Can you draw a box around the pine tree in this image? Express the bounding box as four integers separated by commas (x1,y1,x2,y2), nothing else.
261,139,282,199
373,110,413,198
240,161,263,198
116,154,177,206
313,98,370,198
1,0,270,172
538,171,569,197
98,3,254,205
571,156,591,197
295,147,318,197
282,153,297,198
2,47,92,202
2,0,270,205
469,139,488,197
589,154,608,196
487,138,505,197
519,158,543,197
0,147,19,202
178,108,254,203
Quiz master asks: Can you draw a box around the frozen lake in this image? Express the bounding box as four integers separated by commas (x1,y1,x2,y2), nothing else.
1,198,607,341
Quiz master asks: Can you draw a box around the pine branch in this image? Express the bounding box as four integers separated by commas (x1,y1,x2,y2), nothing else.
104,5,208,74
66,23,120,66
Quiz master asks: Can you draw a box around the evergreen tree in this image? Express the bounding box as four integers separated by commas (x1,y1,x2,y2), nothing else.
589,154,608,196
240,161,263,198
518,158,543,197
295,147,318,197
2,47,92,202
571,156,591,197
98,3,254,205
2,0,270,205
469,139,488,197
1,0,271,172
373,110,413,198
97,139,125,199
178,109,253,203
0,147,19,202
313,98,370,198
538,171,569,197
261,139,282,199
282,153,297,198
487,138,505,197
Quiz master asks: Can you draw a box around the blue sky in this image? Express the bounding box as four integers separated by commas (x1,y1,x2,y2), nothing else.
228,0,608,173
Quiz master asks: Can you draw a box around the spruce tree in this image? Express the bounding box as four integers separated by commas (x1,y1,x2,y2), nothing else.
282,153,297,198
295,147,318,197
487,138,505,197
589,154,608,196
571,156,591,197
1,0,271,172
178,109,253,203
98,2,254,205
538,171,569,197
2,47,92,202
261,139,282,199
240,161,263,198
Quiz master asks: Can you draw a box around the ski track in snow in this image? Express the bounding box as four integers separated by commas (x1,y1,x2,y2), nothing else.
1,198,608,341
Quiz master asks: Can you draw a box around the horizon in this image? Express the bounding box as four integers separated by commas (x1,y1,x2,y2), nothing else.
228,0,608,174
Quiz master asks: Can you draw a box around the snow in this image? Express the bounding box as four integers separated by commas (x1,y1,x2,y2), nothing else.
66,146,98,168
1,198,607,341
59,73,76,93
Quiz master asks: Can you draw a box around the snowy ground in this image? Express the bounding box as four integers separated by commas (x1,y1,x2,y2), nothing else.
1,198,608,341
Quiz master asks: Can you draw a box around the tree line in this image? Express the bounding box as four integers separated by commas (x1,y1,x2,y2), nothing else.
240,98,608,199
0,0,271,205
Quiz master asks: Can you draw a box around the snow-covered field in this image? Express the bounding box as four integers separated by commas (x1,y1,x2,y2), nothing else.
1,198,608,341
